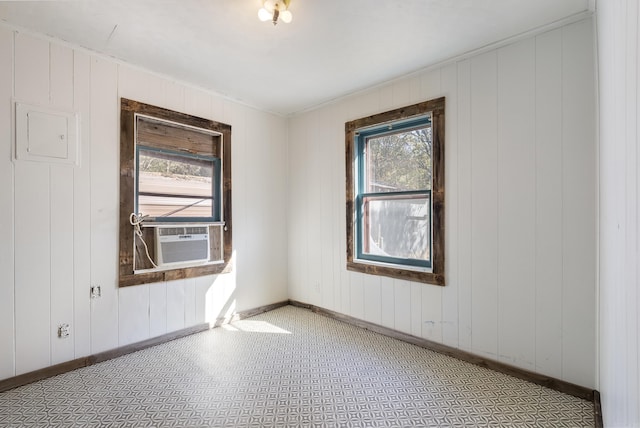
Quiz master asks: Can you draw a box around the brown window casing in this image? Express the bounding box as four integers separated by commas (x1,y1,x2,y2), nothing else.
345,97,445,285
119,98,232,287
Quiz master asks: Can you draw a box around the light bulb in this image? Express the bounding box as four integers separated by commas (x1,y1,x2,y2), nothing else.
280,10,292,23
258,7,272,21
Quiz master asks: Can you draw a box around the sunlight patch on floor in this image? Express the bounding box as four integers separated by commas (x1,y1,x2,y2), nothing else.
222,319,291,334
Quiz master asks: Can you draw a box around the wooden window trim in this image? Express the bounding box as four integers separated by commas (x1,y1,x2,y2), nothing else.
119,98,232,287
345,97,445,285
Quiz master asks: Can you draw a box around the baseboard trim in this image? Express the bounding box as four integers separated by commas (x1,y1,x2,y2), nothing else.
288,300,597,402
0,300,289,393
593,390,603,428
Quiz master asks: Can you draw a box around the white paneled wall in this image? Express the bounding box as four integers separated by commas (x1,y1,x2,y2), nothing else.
287,18,597,388
597,1,640,426
0,27,15,380
0,28,288,380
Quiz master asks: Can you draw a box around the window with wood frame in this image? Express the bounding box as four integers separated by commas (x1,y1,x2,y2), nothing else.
119,99,232,287
345,97,445,285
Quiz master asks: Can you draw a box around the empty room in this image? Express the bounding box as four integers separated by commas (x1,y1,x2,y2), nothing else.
0,1,638,427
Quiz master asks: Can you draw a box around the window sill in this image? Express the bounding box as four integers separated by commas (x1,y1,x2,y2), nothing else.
346,260,444,286
134,259,224,275
353,258,432,273
119,262,232,287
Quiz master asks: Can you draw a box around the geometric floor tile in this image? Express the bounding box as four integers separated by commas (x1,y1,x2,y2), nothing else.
0,306,595,427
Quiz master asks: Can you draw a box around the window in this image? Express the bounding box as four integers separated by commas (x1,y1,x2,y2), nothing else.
137,146,219,221
119,99,232,287
346,97,445,285
135,116,222,222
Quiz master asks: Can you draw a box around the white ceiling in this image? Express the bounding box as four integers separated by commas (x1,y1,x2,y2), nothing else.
0,0,590,115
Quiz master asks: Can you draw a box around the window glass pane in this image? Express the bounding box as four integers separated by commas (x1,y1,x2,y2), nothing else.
362,195,430,262
365,126,432,192
139,149,213,197
137,148,215,218
138,195,212,218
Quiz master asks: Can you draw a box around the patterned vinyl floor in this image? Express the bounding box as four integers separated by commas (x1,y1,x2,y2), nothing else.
0,305,594,427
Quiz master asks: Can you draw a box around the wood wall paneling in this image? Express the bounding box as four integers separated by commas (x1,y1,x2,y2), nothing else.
89,57,120,354
379,85,393,112
348,271,364,319
597,1,640,424
118,66,164,109
149,282,168,337
0,26,16,379
319,108,336,311
421,284,443,342
379,277,395,330
363,274,382,325
49,44,79,365
534,28,563,379
236,108,287,311
166,279,186,332
194,274,214,325
561,20,596,389
118,284,150,346
50,165,75,365
14,162,51,375
469,51,499,359
455,59,473,353
209,274,233,324
286,118,306,303
72,50,92,360
392,79,412,109
163,80,185,114
420,69,441,100
410,282,422,337
184,277,197,327
307,111,323,306
622,2,640,421
49,44,74,109
211,97,224,122
234,106,258,309
184,86,213,120
13,33,51,376
14,33,48,104
623,1,640,418
394,279,412,335
496,39,536,371
332,105,348,314
271,119,290,304
337,104,351,316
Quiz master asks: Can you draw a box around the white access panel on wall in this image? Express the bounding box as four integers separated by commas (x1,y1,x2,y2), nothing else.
14,102,79,165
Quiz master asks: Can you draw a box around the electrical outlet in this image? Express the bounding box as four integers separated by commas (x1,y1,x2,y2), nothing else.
90,285,101,299
57,323,70,339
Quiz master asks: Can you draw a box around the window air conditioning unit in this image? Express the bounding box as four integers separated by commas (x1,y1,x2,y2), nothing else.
155,226,210,267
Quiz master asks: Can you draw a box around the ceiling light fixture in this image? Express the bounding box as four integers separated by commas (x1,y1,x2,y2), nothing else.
258,0,292,25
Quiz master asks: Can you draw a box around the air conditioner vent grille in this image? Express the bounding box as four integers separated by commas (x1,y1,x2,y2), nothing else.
186,226,208,234
158,227,185,236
